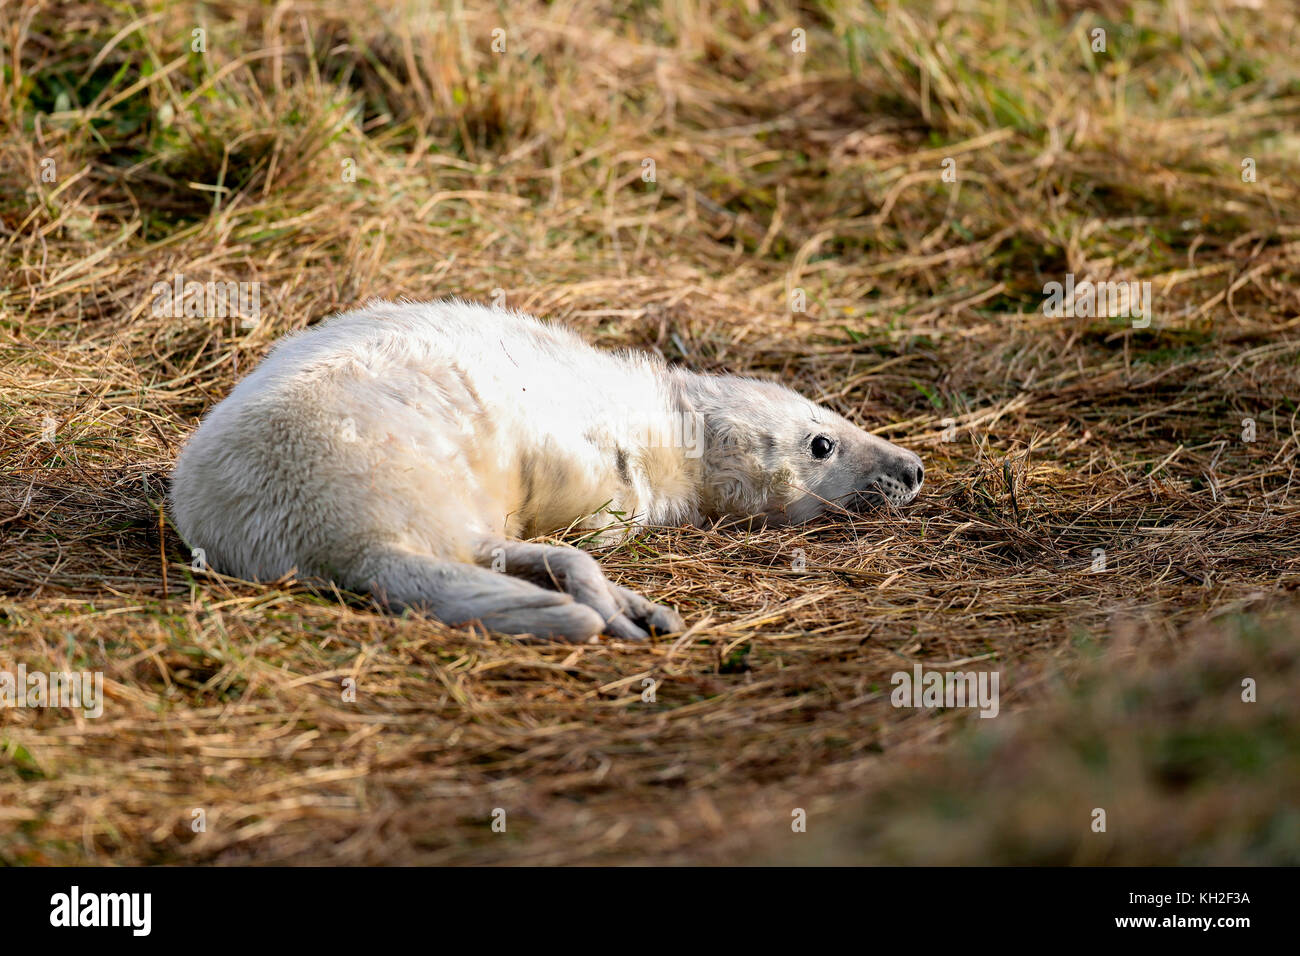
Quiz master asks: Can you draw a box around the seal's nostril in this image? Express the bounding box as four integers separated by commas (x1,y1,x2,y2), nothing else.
914,464,924,487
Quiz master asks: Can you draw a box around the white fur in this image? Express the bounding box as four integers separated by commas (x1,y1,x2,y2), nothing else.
169,299,923,641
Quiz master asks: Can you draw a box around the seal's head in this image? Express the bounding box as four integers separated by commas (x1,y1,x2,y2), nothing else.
683,372,924,524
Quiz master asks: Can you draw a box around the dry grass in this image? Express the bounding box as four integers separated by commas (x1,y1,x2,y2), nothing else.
786,608,1300,865
1,0,1298,864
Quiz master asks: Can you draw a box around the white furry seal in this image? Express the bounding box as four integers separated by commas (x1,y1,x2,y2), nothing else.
169,300,924,642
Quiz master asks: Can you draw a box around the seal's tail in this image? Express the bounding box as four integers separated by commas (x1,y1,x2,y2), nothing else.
349,545,604,642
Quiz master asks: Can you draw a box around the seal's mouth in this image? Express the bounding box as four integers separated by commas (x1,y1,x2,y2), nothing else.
842,475,921,511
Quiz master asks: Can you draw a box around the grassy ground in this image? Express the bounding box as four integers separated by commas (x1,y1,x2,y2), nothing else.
1,0,1298,864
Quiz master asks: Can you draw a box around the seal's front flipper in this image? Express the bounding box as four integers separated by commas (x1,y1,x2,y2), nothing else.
353,545,604,643
479,538,684,639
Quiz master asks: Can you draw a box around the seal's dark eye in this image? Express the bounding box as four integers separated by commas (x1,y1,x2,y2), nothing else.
811,435,835,460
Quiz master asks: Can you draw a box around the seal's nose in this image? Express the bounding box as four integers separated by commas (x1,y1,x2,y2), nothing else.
884,452,924,500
